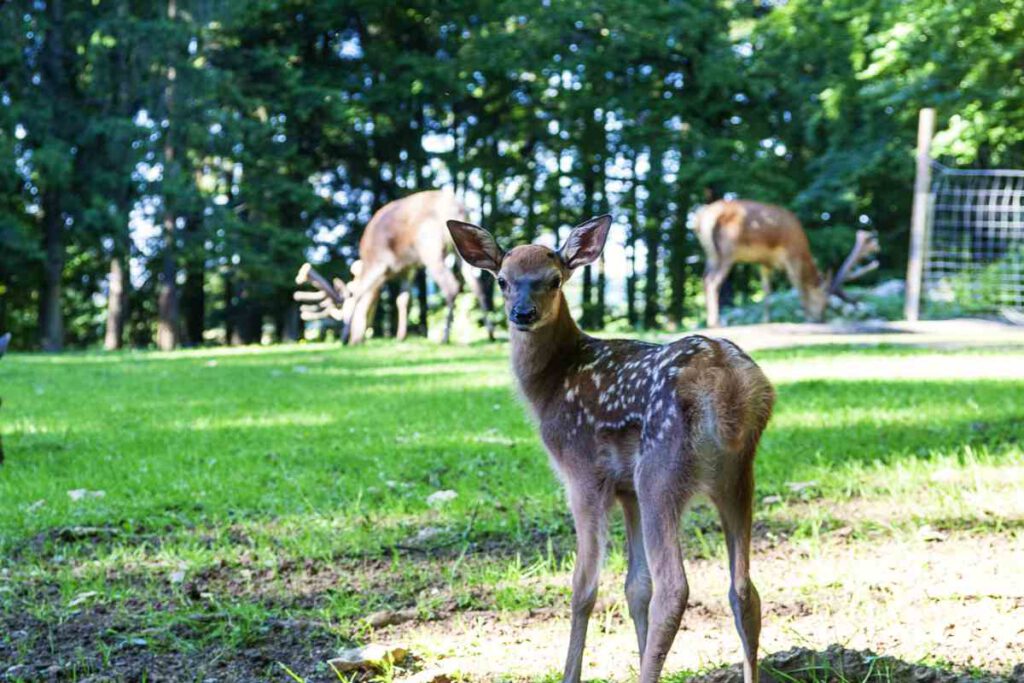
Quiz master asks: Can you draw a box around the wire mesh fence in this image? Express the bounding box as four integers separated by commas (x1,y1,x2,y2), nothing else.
924,162,1024,315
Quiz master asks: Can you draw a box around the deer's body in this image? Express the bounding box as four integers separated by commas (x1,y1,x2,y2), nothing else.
338,190,493,344
695,199,827,326
448,218,774,683
694,199,880,327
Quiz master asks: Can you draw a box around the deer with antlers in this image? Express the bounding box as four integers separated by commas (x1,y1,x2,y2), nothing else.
295,190,494,344
694,199,880,327
448,215,774,683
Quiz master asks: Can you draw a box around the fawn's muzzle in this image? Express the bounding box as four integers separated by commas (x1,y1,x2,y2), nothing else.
509,305,538,327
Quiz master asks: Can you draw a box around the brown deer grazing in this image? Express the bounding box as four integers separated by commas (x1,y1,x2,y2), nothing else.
694,199,880,327
448,215,775,683
295,190,494,344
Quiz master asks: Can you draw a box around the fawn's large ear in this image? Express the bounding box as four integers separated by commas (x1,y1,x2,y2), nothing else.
447,220,504,272
559,215,612,270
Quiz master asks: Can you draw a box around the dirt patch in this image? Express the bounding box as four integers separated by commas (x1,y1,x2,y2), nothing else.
387,532,1024,681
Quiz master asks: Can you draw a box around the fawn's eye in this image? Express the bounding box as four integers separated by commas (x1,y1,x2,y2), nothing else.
550,275,562,289
497,276,508,290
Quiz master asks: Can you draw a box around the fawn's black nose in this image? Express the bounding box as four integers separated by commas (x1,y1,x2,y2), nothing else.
509,305,538,326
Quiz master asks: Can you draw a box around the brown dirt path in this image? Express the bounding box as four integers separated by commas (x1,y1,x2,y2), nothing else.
390,531,1024,681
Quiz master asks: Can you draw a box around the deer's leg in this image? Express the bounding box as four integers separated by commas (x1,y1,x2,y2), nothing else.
348,288,380,345
562,481,612,683
714,463,761,683
619,492,652,663
459,260,495,341
348,264,390,345
703,259,732,328
395,278,412,342
760,266,772,324
636,454,691,683
428,265,460,345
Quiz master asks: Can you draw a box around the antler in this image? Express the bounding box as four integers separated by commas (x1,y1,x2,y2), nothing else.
829,230,880,301
294,263,349,321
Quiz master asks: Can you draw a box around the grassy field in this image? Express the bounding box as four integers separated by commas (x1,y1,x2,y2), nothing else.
1,338,1023,682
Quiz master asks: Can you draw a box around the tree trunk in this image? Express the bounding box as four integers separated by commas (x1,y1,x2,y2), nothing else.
481,165,498,314
232,284,262,345
281,303,300,342
643,149,665,329
104,255,127,350
554,152,565,243
595,150,608,327
40,190,64,352
223,271,235,345
626,152,639,327
581,268,594,326
523,165,537,243
156,0,179,351
666,182,688,330
579,127,597,328
642,224,660,329
38,0,66,352
181,257,204,346
157,228,179,350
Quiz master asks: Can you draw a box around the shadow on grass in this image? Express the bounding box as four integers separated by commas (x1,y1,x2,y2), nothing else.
685,644,1022,683
0,594,342,682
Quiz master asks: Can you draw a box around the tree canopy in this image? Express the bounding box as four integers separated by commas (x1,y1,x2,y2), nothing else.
1,0,1021,349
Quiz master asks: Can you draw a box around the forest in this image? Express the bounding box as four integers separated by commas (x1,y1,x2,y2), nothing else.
2,0,1022,350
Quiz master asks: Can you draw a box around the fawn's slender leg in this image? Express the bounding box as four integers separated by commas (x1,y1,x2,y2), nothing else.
715,463,761,683
562,482,611,683
637,459,691,683
619,493,651,663
760,266,772,324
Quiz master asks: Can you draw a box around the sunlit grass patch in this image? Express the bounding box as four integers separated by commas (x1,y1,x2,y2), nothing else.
1,340,1022,679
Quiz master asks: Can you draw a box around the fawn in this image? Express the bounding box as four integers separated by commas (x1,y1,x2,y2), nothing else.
447,215,775,683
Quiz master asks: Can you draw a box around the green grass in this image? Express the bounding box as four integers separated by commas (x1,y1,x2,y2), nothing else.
1,339,1022,679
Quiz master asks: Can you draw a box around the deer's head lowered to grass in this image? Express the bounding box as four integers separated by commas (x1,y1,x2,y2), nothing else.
293,260,360,328
447,216,775,683
294,190,495,344
693,199,880,326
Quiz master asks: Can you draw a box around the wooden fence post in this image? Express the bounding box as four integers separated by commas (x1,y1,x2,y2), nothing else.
905,107,936,321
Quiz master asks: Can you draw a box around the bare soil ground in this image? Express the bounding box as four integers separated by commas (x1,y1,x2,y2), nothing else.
389,527,1023,682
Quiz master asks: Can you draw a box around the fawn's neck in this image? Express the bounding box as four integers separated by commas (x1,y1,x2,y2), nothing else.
509,292,584,410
